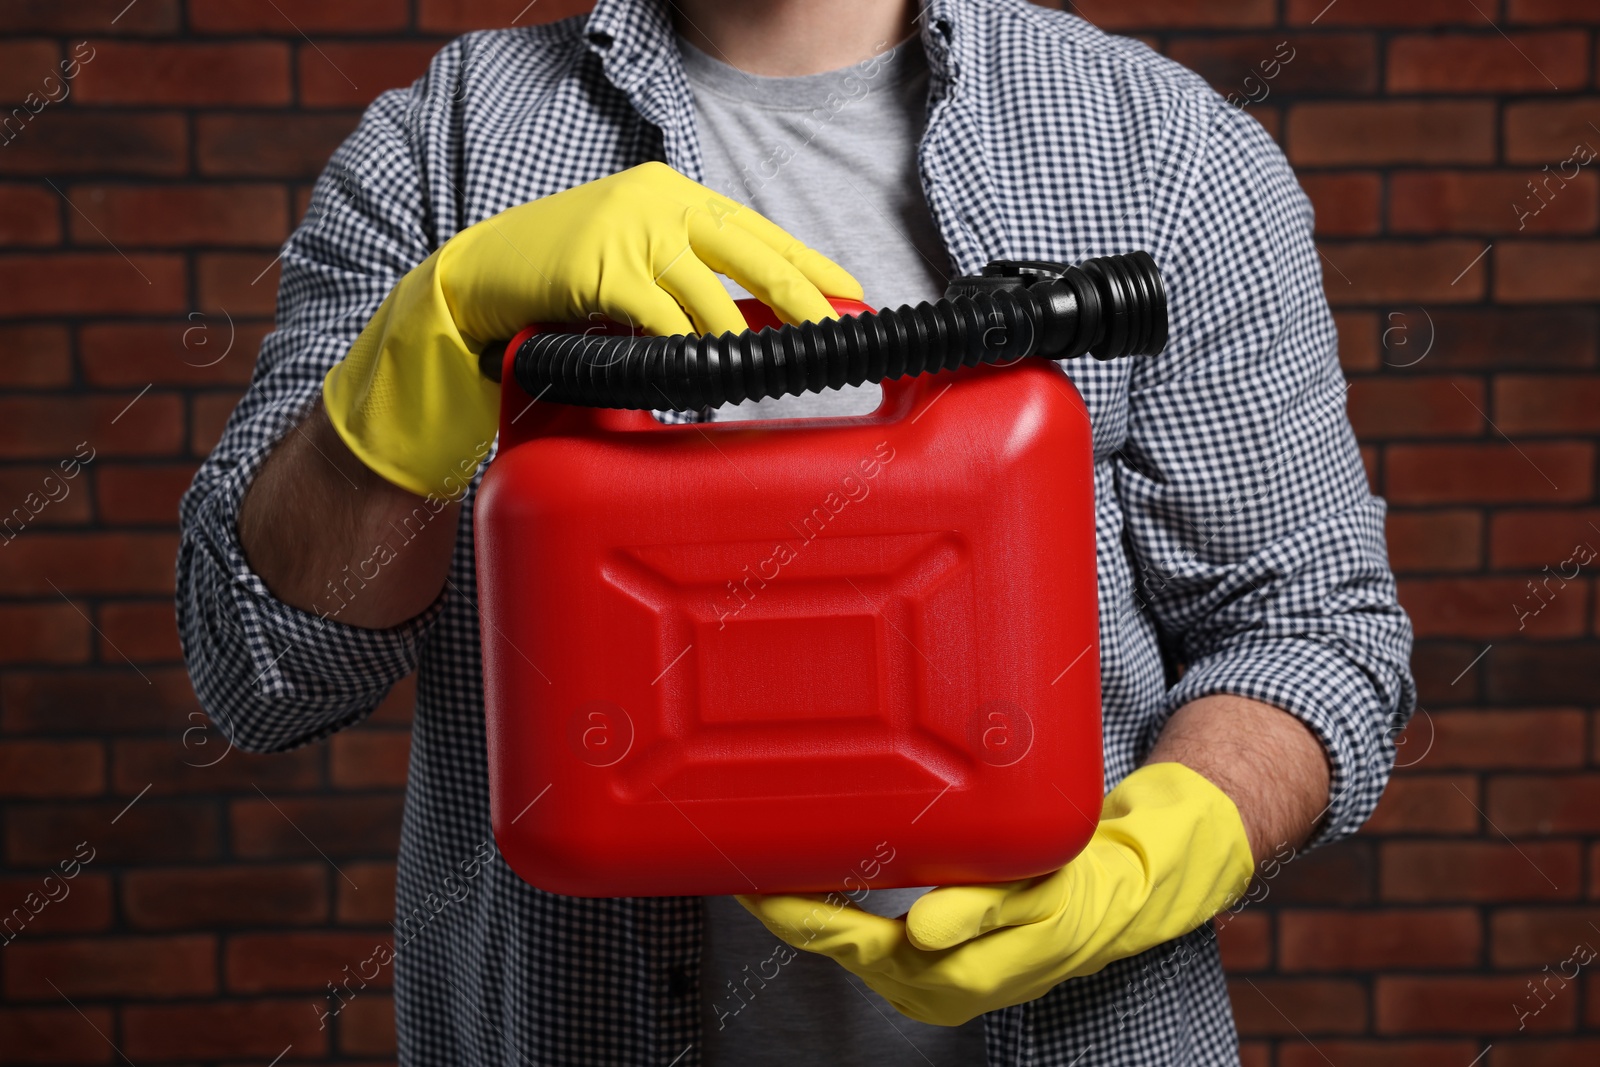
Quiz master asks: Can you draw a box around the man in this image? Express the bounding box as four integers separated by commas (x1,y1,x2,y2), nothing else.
175,0,1415,1062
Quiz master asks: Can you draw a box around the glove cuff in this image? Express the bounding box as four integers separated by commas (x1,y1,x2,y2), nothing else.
322,259,501,500
1103,761,1256,930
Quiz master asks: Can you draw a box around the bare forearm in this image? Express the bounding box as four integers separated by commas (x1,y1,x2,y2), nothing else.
1144,693,1331,864
236,398,461,629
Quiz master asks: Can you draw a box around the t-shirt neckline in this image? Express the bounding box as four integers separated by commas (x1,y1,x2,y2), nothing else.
675,31,925,111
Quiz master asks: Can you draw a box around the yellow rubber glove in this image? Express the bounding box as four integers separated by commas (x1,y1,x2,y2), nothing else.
737,762,1254,1027
322,160,863,498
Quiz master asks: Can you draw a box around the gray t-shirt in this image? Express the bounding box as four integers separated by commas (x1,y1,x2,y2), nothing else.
677,30,989,1066
685,31,954,423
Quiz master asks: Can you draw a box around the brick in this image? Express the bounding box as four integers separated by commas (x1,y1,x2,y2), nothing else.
81,320,265,388
0,0,180,33
1348,376,1484,438
3,934,214,1000
1245,104,1280,144
1377,975,1574,1034
0,112,187,175
190,391,246,456
1400,576,1587,638
98,601,182,663
1427,708,1586,768
1385,510,1482,573
1167,34,1379,98
1494,1043,1600,1067
1280,1044,1482,1067
1287,0,1488,24
1382,841,1581,901
1360,443,1379,492
1364,773,1481,833
123,1000,328,1060
0,533,178,596
293,182,317,225
6,800,218,866
95,463,201,524
1489,508,1600,568
75,42,290,106
1334,310,1379,370
123,865,328,929
1288,102,1496,166
339,993,396,1056
1500,240,1600,302
1491,907,1600,967
197,112,360,177
0,605,89,665
1373,309,1438,369
1318,240,1489,305
0,874,112,937
1228,977,1367,1036
1387,443,1593,504
190,0,409,33
0,742,104,798
1215,910,1271,971
301,42,441,108
1411,641,1485,705
1279,908,1480,971
419,0,610,33
1389,32,1588,93
0,253,185,317
1424,308,1596,370
1498,376,1600,434
227,932,393,992
1505,99,1600,164
197,252,282,317
1487,643,1600,703
1297,172,1381,237
369,673,416,726
0,324,69,387
338,862,398,924
0,183,58,245
230,795,403,860
0,668,198,734
1271,841,1374,905
0,1006,118,1063
330,730,410,789
67,184,288,248
1509,0,1600,18
0,41,60,101
1390,170,1600,235
1489,775,1600,835
0,465,93,527
112,738,321,796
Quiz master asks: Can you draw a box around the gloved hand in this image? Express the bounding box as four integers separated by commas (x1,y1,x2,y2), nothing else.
737,761,1254,1027
322,160,863,498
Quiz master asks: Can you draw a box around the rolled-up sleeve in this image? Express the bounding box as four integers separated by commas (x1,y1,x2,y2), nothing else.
176,45,463,754
1118,100,1417,849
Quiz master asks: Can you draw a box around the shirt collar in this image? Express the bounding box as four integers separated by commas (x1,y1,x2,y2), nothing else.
580,0,672,99
578,0,996,271
582,0,969,98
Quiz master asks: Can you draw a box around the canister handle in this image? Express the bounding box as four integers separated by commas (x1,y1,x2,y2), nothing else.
492,296,887,439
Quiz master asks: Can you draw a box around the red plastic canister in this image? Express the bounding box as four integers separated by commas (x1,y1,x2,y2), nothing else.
474,298,1103,898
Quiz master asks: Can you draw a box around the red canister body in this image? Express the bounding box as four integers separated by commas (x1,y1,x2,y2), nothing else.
474,298,1103,898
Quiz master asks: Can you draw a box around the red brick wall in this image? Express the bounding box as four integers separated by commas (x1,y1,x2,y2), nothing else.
0,0,1595,1063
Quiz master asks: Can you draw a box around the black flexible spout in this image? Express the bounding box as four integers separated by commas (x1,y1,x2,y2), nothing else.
479,251,1167,412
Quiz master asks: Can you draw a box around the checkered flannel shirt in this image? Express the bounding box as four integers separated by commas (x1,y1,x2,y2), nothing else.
175,0,1417,1062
